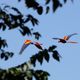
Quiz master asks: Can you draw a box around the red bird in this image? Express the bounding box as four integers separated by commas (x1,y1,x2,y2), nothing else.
19,40,43,54
52,33,78,43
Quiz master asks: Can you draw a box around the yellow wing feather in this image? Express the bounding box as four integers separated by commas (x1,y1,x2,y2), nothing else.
63,36,68,40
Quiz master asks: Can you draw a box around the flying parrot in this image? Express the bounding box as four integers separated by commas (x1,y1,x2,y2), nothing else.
52,33,78,43
19,40,43,54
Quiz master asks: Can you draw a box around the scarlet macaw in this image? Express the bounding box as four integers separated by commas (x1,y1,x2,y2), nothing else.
19,40,43,54
52,33,78,43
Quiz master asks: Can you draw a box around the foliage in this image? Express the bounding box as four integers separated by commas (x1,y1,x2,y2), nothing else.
0,0,73,80
30,45,61,67
0,61,50,80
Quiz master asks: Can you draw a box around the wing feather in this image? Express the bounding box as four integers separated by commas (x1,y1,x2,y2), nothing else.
63,33,77,40
52,38,61,40
33,42,43,50
19,43,30,54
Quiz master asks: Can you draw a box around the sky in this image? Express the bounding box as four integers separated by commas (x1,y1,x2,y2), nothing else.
0,0,80,80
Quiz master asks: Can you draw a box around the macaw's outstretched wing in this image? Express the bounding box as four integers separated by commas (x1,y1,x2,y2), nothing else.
52,38,61,40
67,41,78,43
33,42,43,50
19,43,30,54
63,33,77,40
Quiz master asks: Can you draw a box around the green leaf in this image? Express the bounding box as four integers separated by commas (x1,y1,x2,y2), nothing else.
43,49,50,62
11,7,22,15
48,45,57,52
46,6,50,14
52,0,62,12
37,6,43,15
30,55,37,67
52,50,61,61
45,0,50,5
64,0,67,3
33,32,41,40
19,26,31,36
36,52,43,65
1,53,5,59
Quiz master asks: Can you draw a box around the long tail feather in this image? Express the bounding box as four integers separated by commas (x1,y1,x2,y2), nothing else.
67,41,78,44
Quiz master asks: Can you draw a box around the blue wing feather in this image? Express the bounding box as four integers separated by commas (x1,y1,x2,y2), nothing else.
67,33,77,40
19,43,30,54
52,38,61,40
